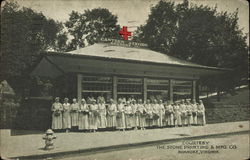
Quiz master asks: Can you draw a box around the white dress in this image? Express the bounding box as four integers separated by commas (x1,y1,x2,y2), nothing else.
165,105,174,126
192,103,198,125
137,104,146,128
180,104,187,125
173,105,181,126
145,104,153,127
152,104,160,126
62,103,71,129
197,103,206,125
89,104,98,130
125,105,133,129
51,102,63,129
158,104,165,127
70,103,79,127
78,104,89,130
107,104,117,127
98,103,107,128
131,104,139,127
186,104,193,125
116,104,126,129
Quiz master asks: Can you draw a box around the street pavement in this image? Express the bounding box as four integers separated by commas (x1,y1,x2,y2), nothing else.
0,121,249,159
59,133,250,160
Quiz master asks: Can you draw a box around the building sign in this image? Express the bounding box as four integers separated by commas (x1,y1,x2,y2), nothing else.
99,26,148,48
119,26,132,40
100,37,148,48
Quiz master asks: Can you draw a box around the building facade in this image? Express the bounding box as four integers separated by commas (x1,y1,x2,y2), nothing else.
31,43,227,103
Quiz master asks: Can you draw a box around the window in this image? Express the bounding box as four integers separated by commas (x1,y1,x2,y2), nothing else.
117,77,143,100
81,75,112,101
173,80,192,101
147,79,168,101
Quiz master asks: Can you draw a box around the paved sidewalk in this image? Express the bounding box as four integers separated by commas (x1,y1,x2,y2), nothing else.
1,121,249,159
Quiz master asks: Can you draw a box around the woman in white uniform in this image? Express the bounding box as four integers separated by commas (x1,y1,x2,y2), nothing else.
62,98,71,132
152,99,160,127
158,99,165,128
197,100,206,126
116,98,126,131
131,99,139,130
137,99,146,130
124,100,133,129
145,99,153,128
173,101,181,127
191,100,198,125
78,98,89,131
165,101,174,127
70,98,79,130
186,100,193,126
97,98,107,129
88,99,98,132
180,99,187,127
107,98,117,129
51,97,63,130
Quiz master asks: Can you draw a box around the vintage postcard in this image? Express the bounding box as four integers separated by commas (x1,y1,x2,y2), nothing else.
0,0,249,159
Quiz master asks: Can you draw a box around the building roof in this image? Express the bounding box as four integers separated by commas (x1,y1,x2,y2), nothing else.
67,43,206,68
31,43,230,78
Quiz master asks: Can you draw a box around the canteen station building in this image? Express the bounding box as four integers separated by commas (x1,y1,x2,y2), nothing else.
31,39,227,103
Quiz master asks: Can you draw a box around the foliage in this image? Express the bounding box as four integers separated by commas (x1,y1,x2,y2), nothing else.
65,8,120,50
0,1,66,94
134,0,249,94
133,1,178,54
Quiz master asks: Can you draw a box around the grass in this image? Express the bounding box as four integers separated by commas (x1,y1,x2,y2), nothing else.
203,87,249,107
203,86,249,124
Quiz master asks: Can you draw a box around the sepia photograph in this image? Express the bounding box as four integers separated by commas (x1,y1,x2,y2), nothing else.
0,0,249,159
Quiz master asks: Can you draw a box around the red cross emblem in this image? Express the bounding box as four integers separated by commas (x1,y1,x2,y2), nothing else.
119,26,131,40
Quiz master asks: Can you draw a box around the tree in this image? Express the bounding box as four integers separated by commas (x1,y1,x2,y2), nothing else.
133,1,178,54
134,0,249,98
172,3,248,94
65,8,120,50
0,1,66,94
52,23,68,52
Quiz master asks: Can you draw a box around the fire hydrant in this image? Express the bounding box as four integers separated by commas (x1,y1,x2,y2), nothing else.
42,129,56,150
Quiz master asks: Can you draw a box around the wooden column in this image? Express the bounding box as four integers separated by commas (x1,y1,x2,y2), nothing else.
192,80,196,101
196,80,199,101
143,78,147,103
169,79,173,102
113,76,117,103
77,74,82,104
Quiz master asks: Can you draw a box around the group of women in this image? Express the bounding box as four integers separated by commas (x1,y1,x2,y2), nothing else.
51,97,206,132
